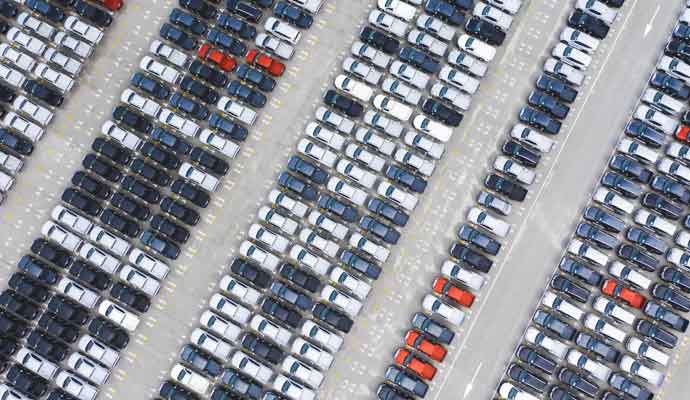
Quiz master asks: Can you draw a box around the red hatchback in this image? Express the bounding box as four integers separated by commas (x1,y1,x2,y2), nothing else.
97,0,123,11
433,277,475,307
246,48,285,77
404,330,446,362
676,125,690,142
602,279,645,309
394,348,437,380
198,43,237,72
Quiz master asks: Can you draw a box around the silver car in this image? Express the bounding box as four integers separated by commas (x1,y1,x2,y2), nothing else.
315,106,355,134
407,29,447,57
390,60,430,89
343,56,383,85
416,14,455,42
351,41,392,69
354,127,396,156
430,82,471,111
560,27,599,54
382,78,422,105
368,10,408,38
67,353,110,385
255,33,294,60
364,110,405,138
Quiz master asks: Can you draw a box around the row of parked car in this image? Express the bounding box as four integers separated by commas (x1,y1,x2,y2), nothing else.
0,0,122,205
497,3,690,400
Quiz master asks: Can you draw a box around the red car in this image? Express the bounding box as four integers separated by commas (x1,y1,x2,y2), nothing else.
393,348,437,380
246,48,285,77
97,0,123,11
433,277,475,307
198,43,237,72
676,125,690,142
404,330,446,362
601,279,645,309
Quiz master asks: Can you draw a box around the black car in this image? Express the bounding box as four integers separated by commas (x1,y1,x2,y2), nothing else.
71,171,112,200
216,13,257,39
113,106,153,134
660,266,690,292
23,79,64,107
27,330,67,361
411,312,454,344
111,282,151,313
25,0,65,22
424,0,464,26
583,206,625,233
151,214,190,244
377,383,412,400
527,90,570,119
385,165,427,194
206,28,246,56
457,224,500,255
449,243,492,273
141,142,181,171
360,26,399,54
0,84,15,103
422,98,462,126
100,209,140,238
46,296,88,325
37,313,78,343
61,188,102,217
519,106,561,134
270,281,313,311
0,336,17,359
465,16,506,46
535,74,578,103
160,381,198,400
558,257,603,287
549,387,579,400
92,137,133,166
171,179,210,208
319,194,358,222
399,47,440,74
180,344,222,377
340,250,381,279
278,171,318,201
170,92,210,120
287,155,328,184
324,89,363,118
575,331,620,362
180,0,217,19
17,255,58,285
601,171,643,198
209,112,249,141
484,173,527,201
502,140,540,167
0,128,33,155
132,72,171,100
0,0,17,18
666,38,690,64
575,222,618,250
189,60,228,87
367,198,409,227
226,0,262,23
160,196,200,226
227,80,267,108
151,126,192,154
170,8,208,36
6,364,48,398
262,297,302,329
533,310,575,340
235,64,276,93
508,363,547,393
635,319,677,348
558,368,598,398
131,158,171,186
617,243,659,272
551,275,590,303
651,174,690,204
652,283,690,312
278,263,320,293
218,369,262,399
567,9,609,39
0,310,28,338
643,300,689,333
274,1,312,28
516,345,557,375
180,75,220,104
241,333,284,364
191,147,228,175
609,154,653,183
111,192,151,221
385,365,428,398
8,273,49,303
360,215,400,245
74,0,112,26
83,153,122,183
88,317,129,349
650,71,690,100
31,238,73,268
608,373,652,400
313,302,353,333
141,230,180,260
69,260,111,291
626,227,667,255
643,192,683,219
230,258,271,288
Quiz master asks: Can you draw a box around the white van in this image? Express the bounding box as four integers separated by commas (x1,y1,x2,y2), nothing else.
0,170,14,192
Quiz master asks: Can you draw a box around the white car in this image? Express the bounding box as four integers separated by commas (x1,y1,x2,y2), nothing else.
497,382,538,400
291,338,334,371
364,110,406,138
659,55,690,83
129,248,169,280
336,159,377,188
298,138,337,168
4,112,43,142
78,243,120,274
0,149,22,174
422,294,464,325
593,187,634,214
273,374,316,400
334,74,373,102
265,17,301,44
140,56,182,85
343,56,383,85
258,206,299,235
190,328,232,359
382,78,422,105
635,209,676,236
287,0,323,13
301,320,343,353
467,206,510,238
567,239,608,266
511,123,554,152
89,225,130,256
159,108,200,136
170,364,211,396
354,127,396,156
374,94,413,121
378,0,416,21
666,248,690,269
53,30,91,58
544,58,584,86
239,240,280,272
321,285,363,317
351,41,392,69
299,228,339,258
395,148,435,176
315,106,355,134
255,33,294,60
44,47,82,76
619,355,664,387
217,96,257,126
67,353,109,385
552,43,592,70
179,162,219,192
369,10,408,38
350,232,389,263
577,0,617,24
42,221,82,252
8,28,46,56
306,122,346,151
13,95,53,126
658,157,690,184
78,335,119,368
542,291,584,321
282,355,324,389
209,292,252,324
560,27,599,53
330,266,371,300
64,16,103,44
608,261,651,290
198,129,240,159
17,12,56,41
592,296,636,326
345,143,387,172
55,371,98,400
413,114,453,142
121,89,161,117
447,49,488,77
307,210,349,241
290,244,330,275
250,314,293,346
416,14,455,42
666,142,690,164
566,349,612,382
231,351,274,385
404,131,445,160
249,224,290,253
430,82,471,111
200,309,242,343
584,313,626,343
487,0,522,14
268,189,309,218
642,88,685,116
494,155,535,184
634,105,678,135
524,327,568,359
14,348,58,380
52,205,92,235
618,138,659,164
676,231,690,250
0,63,26,88
0,43,35,72
407,29,447,57
150,39,189,68
58,277,99,308
441,260,485,291
378,181,418,211
98,299,140,331
626,336,669,366
101,121,142,151
119,265,160,297
474,1,513,31
457,34,495,62
35,62,74,93
390,60,430,89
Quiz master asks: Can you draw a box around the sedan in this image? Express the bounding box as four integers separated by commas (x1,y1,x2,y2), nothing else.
140,230,180,260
